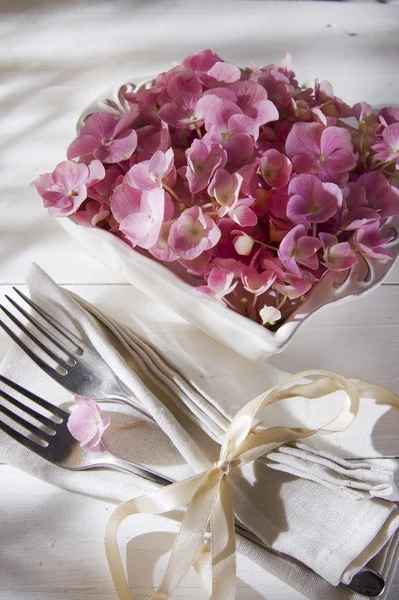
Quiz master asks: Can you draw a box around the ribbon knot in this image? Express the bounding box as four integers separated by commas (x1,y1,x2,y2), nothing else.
215,458,231,476
105,370,361,600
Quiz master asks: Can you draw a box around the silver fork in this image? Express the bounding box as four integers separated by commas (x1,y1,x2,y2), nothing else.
0,376,385,598
0,288,153,421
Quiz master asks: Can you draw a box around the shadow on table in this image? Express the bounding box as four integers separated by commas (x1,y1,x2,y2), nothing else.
126,531,265,599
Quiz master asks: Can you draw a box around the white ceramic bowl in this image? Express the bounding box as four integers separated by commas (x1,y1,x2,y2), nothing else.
59,78,399,361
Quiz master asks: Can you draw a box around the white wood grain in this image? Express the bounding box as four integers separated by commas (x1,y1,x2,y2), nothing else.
1,1,399,598
0,464,306,600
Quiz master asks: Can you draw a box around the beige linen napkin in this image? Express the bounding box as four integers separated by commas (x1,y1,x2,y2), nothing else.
1,264,399,599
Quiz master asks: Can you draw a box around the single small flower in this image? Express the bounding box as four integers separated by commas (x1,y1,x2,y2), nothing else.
278,223,322,276
357,172,399,218
285,122,356,184
201,61,242,86
182,140,227,193
31,159,105,217
314,80,353,118
228,79,279,125
67,112,138,163
73,199,110,227
168,205,221,260
259,305,282,326
159,93,206,129
258,69,292,110
208,168,243,213
379,107,399,127
372,123,399,167
67,396,110,452
208,169,257,226
353,222,393,261
233,231,256,255
148,220,179,262
197,266,237,302
274,275,312,300
241,266,276,295
111,184,172,249
287,174,342,226
179,249,213,277
182,49,223,74
319,232,358,271
127,148,175,190
259,149,292,189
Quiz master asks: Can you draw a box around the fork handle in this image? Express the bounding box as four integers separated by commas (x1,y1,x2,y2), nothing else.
99,393,154,422
97,454,173,486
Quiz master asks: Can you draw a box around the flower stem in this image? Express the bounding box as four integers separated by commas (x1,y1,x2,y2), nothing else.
312,222,317,237
163,183,181,204
223,297,239,312
110,421,145,430
277,295,288,310
194,123,203,139
254,240,278,252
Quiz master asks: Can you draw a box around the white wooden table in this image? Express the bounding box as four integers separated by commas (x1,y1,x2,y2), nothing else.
1,1,399,598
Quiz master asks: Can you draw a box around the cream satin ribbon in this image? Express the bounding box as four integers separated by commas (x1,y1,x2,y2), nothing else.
104,370,363,599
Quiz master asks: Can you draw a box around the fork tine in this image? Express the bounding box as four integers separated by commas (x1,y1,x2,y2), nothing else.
0,387,58,430
0,417,48,458
13,288,84,353
0,318,61,379
5,295,77,363
0,375,69,420
0,402,54,442
0,304,70,372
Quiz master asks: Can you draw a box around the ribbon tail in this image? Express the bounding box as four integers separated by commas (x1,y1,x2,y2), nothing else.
211,476,236,600
152,467,223,599
105,473,205,600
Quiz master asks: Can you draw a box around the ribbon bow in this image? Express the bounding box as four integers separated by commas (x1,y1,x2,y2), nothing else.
105,370,360,599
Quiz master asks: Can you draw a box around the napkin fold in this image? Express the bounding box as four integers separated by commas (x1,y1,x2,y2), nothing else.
1,263,399,599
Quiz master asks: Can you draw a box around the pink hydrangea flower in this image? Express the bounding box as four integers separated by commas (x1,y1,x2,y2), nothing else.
259,149,292,189
241,266,276,295
258,69,292,110
73,199,110,227
182,140,227,193
182,49,222,74
357,172,399,218
379,107,399,127
314,80,353,118
148,220,178,262
168,206,221,259
67,396,110,452
353,222,393,261
372,123,399,167
278,224,322,276
274,275,312,300
287,174,342,226
319,232,358,271
201,61,242,87
197,266,237,302
285,122,356,183
159,94,207,129
209,80,279,125
127,148,175,191
111,183,173,249
179,250,213,277
208,168,257,226
67,113,138,163
32,159,105,217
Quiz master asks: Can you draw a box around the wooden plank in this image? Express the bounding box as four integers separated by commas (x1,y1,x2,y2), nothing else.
0,464,306,600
